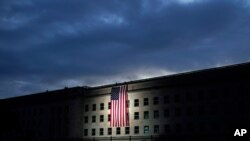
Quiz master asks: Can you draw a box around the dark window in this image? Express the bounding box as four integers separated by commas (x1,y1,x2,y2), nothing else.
39,108,43,115
175,108,181,117
100,128,104,136
198,90,204,100
100,103,104,110
134,126,139,134
165,124,170,133
134,99,139,107
186,92,192,102
144,111,149,119
84,105,89,112
154,110,159,119
187,107,193,116
134,112,139,120
126,100,130,108
153,97,159,105
92,104,96,111
187,123,193,132
116,127,121,135
100,115,104,122
176,124,181,132
84,116,88,123
84,129,88,136
64,105,69,113
125,127,130,134
108,128,112,135
209,89,217,100
144,98,149,106
92,129,95,136
210,105,217,115
154,125,160,134
164,109,169,117
164,95,170,104
174,94,180,102
33,109,37,116
108,102,111,109
58,107,62,115
198,106,205,115
108,114,111,121
144,126,149,134
92,116,96,123
199,122,206,132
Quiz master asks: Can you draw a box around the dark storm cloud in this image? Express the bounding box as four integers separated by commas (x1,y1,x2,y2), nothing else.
1,0,250,98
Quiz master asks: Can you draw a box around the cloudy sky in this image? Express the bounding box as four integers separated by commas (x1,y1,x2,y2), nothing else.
1,0,250,99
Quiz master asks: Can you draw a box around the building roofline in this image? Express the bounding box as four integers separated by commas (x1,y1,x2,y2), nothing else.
0,86,85,103
88,61,250,90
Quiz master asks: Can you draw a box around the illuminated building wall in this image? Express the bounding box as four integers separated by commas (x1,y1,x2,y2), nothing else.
83,85,171,139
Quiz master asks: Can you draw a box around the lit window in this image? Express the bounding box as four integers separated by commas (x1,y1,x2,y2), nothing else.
100,115,104,122
134,112,139,120
108,128,112,135
144,111,149,119
144,126,149,134
116,127,121,135
92,104,96,111
144,98,149,106
125,127,130,134
134,126,139,134
92,116,96,123
134,99,139,107
99,128,104,136
100,103,104,110
154,125,159,134
153,97,159,105
92,129,95,136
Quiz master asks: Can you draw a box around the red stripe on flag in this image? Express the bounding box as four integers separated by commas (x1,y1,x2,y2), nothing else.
110,85,129,127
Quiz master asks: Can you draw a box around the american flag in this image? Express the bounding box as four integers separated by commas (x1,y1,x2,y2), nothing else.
110,85,129,127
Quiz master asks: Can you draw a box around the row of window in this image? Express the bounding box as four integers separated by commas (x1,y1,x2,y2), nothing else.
84,125,160,136
84,110,161,123
84,97,162,112
84,122,221,136
84,92,225,112
84,106,215,123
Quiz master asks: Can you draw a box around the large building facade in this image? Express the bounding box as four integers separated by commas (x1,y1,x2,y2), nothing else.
1,62,250,141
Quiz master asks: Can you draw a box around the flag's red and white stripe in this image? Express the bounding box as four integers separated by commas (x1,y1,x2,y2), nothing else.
110,85,129,127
